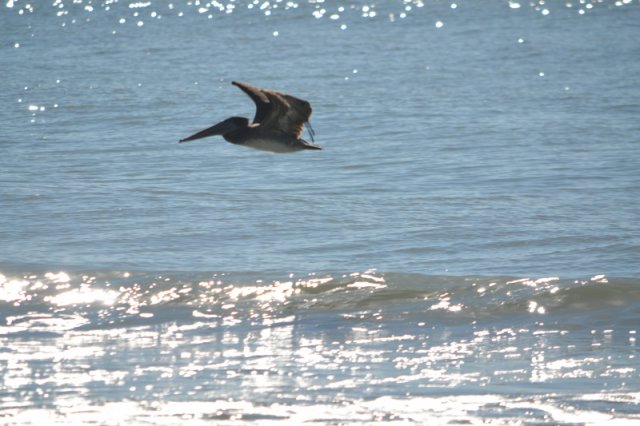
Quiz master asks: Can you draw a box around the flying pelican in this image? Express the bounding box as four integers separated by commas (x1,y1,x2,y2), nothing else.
179,81,321,153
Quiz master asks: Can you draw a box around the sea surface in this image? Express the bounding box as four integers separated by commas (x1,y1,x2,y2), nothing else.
1,0,640,424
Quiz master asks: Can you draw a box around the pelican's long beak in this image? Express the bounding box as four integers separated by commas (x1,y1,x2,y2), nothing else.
179,120,231,143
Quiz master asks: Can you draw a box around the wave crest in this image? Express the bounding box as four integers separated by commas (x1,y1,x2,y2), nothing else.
1,270,638,335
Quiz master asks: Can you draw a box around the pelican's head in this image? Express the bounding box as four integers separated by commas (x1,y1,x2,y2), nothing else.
179,116,249,143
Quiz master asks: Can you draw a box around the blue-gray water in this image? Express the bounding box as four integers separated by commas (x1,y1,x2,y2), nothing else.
1,0,639,424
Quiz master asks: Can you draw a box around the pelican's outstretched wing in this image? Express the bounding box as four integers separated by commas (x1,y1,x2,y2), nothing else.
232,81,312,139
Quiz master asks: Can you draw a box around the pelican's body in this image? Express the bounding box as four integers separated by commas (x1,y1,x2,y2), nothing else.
180,81,321,153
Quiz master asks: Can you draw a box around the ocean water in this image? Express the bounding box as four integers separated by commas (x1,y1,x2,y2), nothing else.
1,0,640,424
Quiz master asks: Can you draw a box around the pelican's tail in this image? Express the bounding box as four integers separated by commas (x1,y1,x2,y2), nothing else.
301,139,322,150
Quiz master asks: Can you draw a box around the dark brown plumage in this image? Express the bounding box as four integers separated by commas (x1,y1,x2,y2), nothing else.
179,81,320,153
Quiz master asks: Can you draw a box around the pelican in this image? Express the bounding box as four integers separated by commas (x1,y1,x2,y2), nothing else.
179,81,321,153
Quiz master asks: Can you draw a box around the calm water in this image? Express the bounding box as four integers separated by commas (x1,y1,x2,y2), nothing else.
2,0,640,424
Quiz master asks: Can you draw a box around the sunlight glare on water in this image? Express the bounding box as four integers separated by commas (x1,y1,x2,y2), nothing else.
1,270,639,423
49,287,119,307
